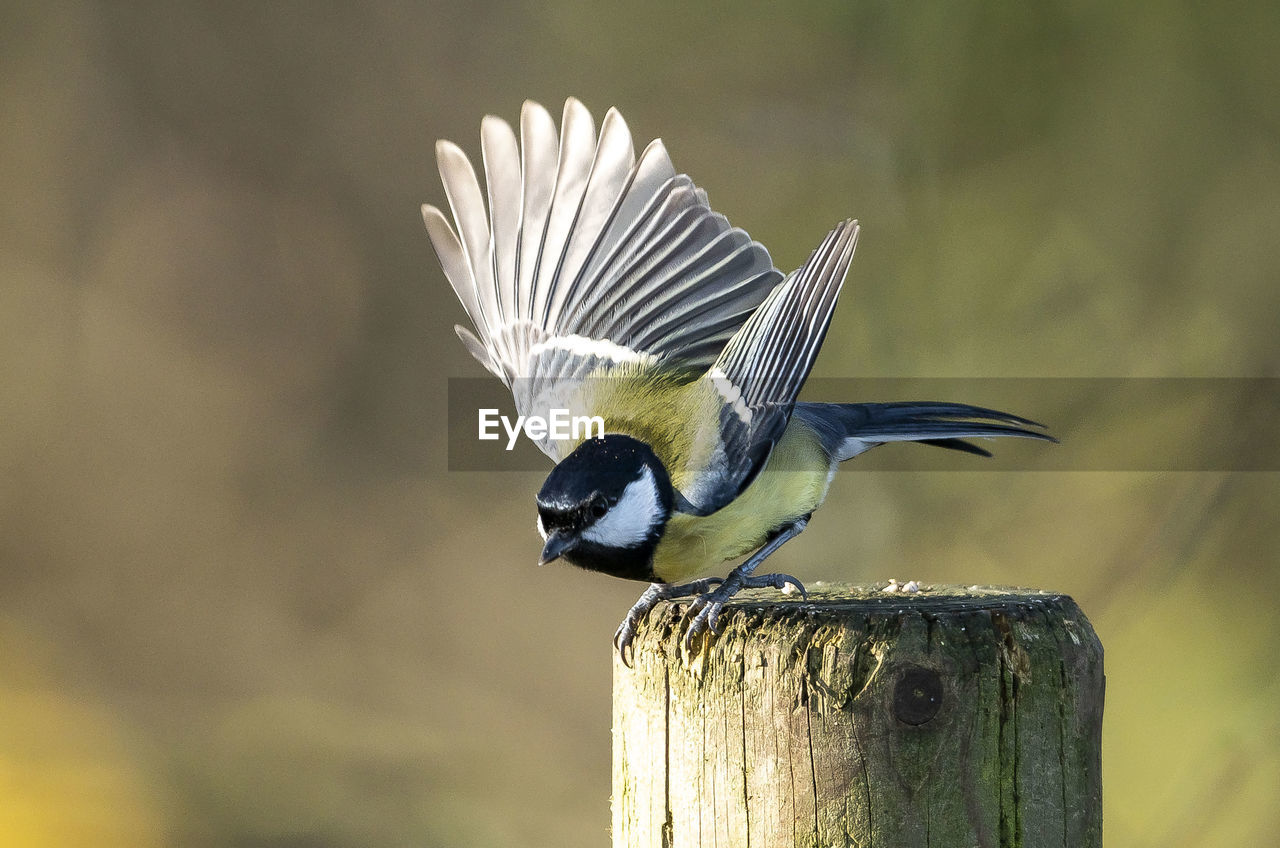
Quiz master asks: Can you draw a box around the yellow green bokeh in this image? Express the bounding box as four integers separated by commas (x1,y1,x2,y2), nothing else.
2,1,1277,845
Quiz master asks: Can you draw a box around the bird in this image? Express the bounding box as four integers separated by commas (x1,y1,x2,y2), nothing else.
422,98,1054,663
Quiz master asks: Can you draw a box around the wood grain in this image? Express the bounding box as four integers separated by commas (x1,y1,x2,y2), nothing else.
612,584,1104,848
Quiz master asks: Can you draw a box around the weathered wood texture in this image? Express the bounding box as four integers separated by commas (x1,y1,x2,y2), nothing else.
612,584,1103,848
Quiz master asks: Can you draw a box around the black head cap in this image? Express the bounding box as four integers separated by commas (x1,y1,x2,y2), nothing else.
535,434,675,580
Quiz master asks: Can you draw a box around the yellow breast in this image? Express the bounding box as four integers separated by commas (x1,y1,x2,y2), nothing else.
650,419,833,584
565,367,835,584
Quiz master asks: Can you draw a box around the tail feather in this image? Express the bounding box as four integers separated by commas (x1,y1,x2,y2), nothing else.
792,401,1056,462
916,437,993,457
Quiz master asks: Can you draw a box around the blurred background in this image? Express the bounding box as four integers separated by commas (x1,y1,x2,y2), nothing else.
2,1,1278,845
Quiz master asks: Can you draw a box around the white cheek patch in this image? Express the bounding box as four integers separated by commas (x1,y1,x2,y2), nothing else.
536,513,548,540
581,466,662,549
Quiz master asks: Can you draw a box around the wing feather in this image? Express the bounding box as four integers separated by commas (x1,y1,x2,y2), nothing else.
582,139,677,282
677,220,860,514
546,107,637,329
531,98,596,326
425,98,787,461
436,140,498,338
421,204,482,332
517,101,559,322
454,324,501,377
481,115,521,326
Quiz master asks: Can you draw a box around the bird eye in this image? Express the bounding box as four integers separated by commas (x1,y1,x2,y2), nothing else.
589,497,608,519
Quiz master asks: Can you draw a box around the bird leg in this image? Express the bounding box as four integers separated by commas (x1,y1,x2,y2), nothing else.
613,518,812,665
683,517,809,647
613,577,724,667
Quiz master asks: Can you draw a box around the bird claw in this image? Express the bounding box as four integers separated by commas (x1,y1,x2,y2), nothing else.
614,577,723,667
748,572,808,600
680,572,807,650
614,602,653,668
614,570,806,663
683,600,723,648
612,621,637,668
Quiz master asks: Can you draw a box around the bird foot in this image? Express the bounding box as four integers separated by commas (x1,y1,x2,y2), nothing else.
683,571,806,649
614,577,722,667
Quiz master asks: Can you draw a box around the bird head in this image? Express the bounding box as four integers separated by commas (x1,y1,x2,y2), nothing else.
535,435,674,578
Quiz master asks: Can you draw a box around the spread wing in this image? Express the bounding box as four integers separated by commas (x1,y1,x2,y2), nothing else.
423,98,783,460
676,220,861,515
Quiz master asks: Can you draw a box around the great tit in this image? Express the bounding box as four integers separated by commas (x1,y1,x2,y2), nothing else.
423,98,1054,660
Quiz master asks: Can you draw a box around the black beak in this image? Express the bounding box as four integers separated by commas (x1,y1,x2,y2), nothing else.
539,530,574,566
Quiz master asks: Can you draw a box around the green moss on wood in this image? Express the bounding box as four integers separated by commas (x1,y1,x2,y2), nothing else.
612,583,1104,848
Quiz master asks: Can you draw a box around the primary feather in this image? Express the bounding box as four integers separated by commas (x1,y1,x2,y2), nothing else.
424,99,783,462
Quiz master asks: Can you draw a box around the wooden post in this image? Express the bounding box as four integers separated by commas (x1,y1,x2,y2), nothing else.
612,585,1103,848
